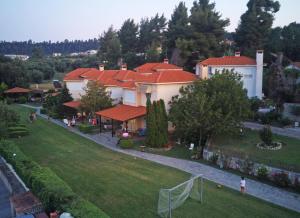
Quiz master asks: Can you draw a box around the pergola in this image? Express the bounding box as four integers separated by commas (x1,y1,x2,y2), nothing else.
4,87,31,101
96,104,146,137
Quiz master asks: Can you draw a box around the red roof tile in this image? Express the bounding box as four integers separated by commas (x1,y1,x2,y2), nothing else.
63,68,94,81
96,104,146,121
134,63,182,72
5,87,31,93
63,101,81,109
200,56,256,66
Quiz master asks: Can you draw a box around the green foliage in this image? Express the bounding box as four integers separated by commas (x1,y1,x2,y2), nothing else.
257,166,268,180
120,139,134,149
0,82,8,100
146,99,168,148
78,124,96,134
119,19,139,54
0,102,20,138
6,97,14,105
209,153,219,164
290,105,300,116
98,26,121,69
40,108,47,114
277,117,292,127
272,172,290,188
80,81,112,117
169,71,250,157
259,126,273,146
235,0,280,56
18,96,27,104
56,85,75,118
0,140,109,217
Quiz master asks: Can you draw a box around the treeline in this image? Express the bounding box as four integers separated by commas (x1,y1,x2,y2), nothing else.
0,39,99,55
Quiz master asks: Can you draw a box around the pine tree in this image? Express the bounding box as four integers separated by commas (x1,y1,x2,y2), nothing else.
56,85,74,118
119,19,139,54
145,98,157,147
235,0,280,56
159,99,168,145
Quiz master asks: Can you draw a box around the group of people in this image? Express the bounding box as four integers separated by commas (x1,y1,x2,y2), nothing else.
63,116,76,127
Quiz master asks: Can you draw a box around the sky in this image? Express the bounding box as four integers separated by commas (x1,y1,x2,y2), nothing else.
0,0,299,42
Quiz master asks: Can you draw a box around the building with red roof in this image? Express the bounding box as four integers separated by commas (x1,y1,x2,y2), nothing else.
196,51,263,99
63,60,197,132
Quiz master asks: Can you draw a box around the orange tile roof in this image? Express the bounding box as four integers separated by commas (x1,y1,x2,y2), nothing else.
64,63,197,86
200,56,256,66
96,104,146,121
63,100,81,109
5,87,31,93
134,63,182,72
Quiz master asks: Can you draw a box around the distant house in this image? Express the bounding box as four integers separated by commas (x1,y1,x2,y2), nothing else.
52,53,62,57
63,59,197,132
4,54,29,61
196,50,264,99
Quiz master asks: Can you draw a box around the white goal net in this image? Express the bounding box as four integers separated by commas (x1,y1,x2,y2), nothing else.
157,174,203,218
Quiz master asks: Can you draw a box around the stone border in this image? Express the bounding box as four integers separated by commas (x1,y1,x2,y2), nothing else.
256,142,282,150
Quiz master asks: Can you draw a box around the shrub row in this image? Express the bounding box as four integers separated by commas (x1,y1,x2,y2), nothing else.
0,140,109,218
40,108,48,115
78,124,97,134
8,126,29,138
119,139,134,149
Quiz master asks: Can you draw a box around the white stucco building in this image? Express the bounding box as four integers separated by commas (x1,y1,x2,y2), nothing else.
63,60,197,132
196,50,264,99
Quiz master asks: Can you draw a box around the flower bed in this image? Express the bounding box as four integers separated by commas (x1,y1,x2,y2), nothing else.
256,142,282,150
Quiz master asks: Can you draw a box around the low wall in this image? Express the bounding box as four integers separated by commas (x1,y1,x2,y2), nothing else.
203,149,300,186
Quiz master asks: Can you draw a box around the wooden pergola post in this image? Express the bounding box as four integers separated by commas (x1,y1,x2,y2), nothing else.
111,119,114,137
99,115,102,133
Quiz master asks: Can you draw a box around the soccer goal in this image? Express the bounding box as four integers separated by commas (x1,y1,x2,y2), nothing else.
157,174,203,218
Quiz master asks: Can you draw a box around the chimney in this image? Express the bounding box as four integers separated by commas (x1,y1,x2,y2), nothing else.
120,64,127,71
255,50,263,99
235,51,241,57
163,58,169,64
99,64,104,71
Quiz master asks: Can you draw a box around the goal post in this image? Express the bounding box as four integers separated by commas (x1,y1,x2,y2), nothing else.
157,174,204,218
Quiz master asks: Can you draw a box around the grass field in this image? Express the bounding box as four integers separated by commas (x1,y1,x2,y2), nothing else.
11,105,300,218
140,129,300,172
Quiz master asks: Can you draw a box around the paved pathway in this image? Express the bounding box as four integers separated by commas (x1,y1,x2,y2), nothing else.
0,178,12,218
244,121,300,140
21,105,300,213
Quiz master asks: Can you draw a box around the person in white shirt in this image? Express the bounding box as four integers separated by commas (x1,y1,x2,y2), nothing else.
240,176,246,194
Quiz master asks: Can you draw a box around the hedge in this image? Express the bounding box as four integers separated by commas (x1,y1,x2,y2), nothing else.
120,139,134,149
0,140,109,217
40,108,48,114
78,124,97,134
9,131,29,138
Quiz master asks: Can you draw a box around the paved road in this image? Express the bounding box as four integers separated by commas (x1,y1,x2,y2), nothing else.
244,121,300,139
0,178,12,218
22,105,300,213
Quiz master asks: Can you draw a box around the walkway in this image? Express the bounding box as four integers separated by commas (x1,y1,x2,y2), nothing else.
0,178,12,218
244,121,300,140
22,105,300,213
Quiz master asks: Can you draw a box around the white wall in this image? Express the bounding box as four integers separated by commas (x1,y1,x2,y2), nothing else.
65,81,86,100
123,89,136,106
106,87,123,103
209,66,257,98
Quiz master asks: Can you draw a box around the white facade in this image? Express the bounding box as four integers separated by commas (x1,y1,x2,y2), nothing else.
196,51,263,99
65,81,87,100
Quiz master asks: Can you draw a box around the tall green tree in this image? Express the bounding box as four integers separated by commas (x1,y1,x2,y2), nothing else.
282,22,300,61
169,71,250,157
119,19,139,54
80,81,112,117
145,98,156,147
235,0,280,56
166,2,190,62
177,0,229,70
56,85,74,117
98,26,121,68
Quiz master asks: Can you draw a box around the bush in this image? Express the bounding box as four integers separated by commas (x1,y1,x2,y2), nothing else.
18,96,27,104
48,111,60,119
257,166,268,180
8,126,28,132
6,98,14,105
120,139,134,149
209,153,219,164
272,172,290,188
290,105,300,116
78,124,96,133
0,140,109,217
259,126,273,146
259,111,281,125
9,131,29,138
8,123,26,128
278,117,293,127
40,108,48,114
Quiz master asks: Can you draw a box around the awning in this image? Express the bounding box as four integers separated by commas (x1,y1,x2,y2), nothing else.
4,87,31,93
96,104,146,122
63,101,81,109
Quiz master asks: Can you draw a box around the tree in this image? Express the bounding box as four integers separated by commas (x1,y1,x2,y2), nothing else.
282,22,300,61
0,82,8,100
119,19,139,54
0,102,20,138
235,0,280,56
80,81,112,117
169,71,250,157
98,26,121,69
145,97,156,147
56,85,74,117
31,47,44,59
166,2,190,63
259,126,273,146
177,0,229,70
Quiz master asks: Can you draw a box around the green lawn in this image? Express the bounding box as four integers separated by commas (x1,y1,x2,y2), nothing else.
10,105,300,218
139,129,300,172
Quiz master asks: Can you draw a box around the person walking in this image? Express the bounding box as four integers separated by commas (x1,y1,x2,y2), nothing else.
240,176,246,194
